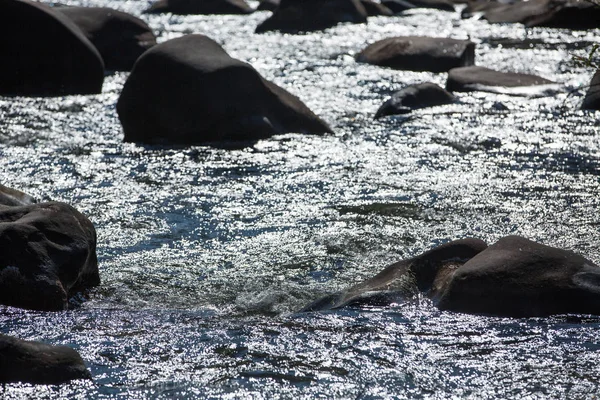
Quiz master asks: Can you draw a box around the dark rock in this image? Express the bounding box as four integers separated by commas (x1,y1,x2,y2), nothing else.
303,235,600,317
446,66,557,95
145,0,253,15
375,82,456,118
462,0,549,23
582,69,600,110
302,238,487,311
0,334,91,384
255,0,368,33
435,236,600,317
527,0,600,30
117,34,332,145
56,7,157,71
381,0,416,13
360,0,394,15
0,184,36,207
256,0,280,11
0,0,104,96
356,36,475,72
0,200,100,311
405,0,455,11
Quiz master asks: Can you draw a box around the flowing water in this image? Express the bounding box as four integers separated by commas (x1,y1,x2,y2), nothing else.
1,1,600,398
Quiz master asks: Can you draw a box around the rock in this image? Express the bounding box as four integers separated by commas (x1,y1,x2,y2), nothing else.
375,82,456,118
0,0,104,96
0,184,36,207
303,236,600,317
0,334,91,384
381,0,416,13
256,0,280,11
117,34,332,145
462,0,550,23
255,0,368,33
144,0,253,15
356,36,475,72
302,238,487,311
0,200,100,311
360,0,394,16
582,69,600,111
405,0,455,11
526,0,600,30
56,6,157,71
435,236,600,317
446,66,559,95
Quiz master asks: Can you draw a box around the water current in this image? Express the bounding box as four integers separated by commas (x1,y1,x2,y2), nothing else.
1,0,600,398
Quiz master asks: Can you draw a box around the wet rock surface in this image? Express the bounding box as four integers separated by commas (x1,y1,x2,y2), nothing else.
375,82,456,117
144,0,253,15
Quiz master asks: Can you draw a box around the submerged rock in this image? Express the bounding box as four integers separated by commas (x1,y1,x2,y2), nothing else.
303,236,600,317
356,36,475,72
56,6,157,71
255,0,368,33
0,199,100,311
446,66,559,96
0,0,104,96
582,69,600,111
144,0,253,15
117,34,332,145
0,334,91,384
375,82,456,118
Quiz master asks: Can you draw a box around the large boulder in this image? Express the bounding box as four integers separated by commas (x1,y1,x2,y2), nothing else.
0,0,104,96
446,66,559,95
435,236,600,317
462,0,599,30
0,334,91,384
0,200,100,311
302,238,488,311
582,69,600,110
255,0,368,33
144,0,253,15
117,34,332,145
356,36,475,72
56,6,157,72
303,236,600,317
375,82,456,118
526,0,600,30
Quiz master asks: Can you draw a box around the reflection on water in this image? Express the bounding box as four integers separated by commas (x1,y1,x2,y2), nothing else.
1,0,599,397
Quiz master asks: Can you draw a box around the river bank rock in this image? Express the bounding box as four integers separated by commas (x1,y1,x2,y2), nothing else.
0,0,104,96
446,66,558,95
356,36,475,72
303,236,600,317
375,82,456,118
0,334,91,384
582,69,600,110
145,0,253,15
0,200,100,311
117,34,332,145
56,6,157,71
255,0,368,33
